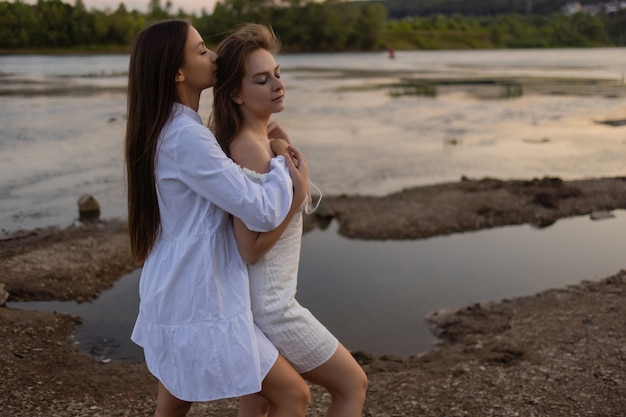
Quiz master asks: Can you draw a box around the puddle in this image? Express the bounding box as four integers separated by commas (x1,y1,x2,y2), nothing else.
8,210,626,361
8,268,143,362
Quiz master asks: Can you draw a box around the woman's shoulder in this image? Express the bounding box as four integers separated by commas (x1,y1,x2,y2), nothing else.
158,115,221,164
230,135,272,174
162,111,216,146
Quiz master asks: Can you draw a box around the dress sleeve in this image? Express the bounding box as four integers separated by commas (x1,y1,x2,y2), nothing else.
174,123,293,232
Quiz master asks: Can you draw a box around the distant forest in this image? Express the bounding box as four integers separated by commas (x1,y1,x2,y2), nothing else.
1,0,625,51
379,0,606,18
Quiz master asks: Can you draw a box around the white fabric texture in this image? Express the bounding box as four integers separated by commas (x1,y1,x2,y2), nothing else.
131,103,293,402
244,168,339,374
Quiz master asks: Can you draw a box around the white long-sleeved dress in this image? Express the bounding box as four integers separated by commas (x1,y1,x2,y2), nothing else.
244,168,339,374
131,103,293,402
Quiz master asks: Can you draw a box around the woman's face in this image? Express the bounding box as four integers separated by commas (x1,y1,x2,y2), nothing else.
177,26,218,91
234,48,285,118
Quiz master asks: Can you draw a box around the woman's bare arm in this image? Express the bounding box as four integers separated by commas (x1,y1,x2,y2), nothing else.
234,184,306,264
232,138,309,264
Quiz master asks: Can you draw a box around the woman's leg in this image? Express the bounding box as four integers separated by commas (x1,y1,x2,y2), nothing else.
301,343,368,417
154,381,192,417
238,394,270,417
257,354,311,417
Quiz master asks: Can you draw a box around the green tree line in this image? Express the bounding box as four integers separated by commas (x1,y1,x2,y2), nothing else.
384,11,623,49
377,0,603,18
0,0,625,51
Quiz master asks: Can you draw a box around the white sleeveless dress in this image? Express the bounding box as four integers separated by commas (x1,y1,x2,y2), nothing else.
243,168,339,373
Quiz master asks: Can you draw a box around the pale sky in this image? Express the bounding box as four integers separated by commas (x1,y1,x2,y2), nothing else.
108,0,218,14
21,0,333,16
22,0,219,14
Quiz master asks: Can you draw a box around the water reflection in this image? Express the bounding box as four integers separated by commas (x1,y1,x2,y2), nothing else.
388,79,526,99
2,50,626,235
298,211,626,356
9,210,626,361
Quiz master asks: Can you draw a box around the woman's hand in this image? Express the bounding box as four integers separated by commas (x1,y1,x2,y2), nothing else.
270,139,299,167
267,121,292,144
280,144,309,208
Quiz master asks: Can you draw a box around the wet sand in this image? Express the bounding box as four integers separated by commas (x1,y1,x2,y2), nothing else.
1,176,626,416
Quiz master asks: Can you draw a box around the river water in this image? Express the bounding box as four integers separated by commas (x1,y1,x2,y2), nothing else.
2,48,626,234
2,49,626,358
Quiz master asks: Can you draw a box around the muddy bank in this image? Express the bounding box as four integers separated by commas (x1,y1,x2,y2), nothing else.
1,176,626,416
306,176,626,239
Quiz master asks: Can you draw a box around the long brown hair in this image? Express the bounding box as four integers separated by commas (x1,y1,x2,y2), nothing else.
210,23,281,155
125,19,189,263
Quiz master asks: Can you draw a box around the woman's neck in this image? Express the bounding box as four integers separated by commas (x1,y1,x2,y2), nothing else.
241,117,270,139
176,87,201,112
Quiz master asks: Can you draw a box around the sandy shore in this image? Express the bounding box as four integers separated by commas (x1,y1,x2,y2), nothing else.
1,176,625,416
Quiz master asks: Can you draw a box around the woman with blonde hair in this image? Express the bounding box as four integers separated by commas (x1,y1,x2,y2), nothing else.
212,23,368,417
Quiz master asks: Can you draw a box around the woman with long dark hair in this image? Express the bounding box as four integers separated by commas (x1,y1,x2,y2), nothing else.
125,20,310,417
